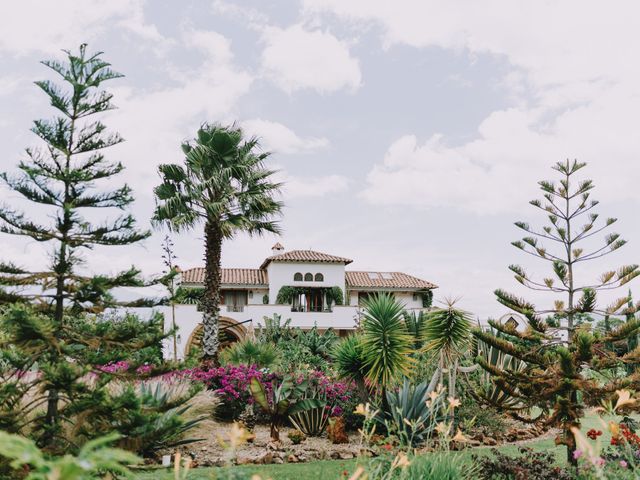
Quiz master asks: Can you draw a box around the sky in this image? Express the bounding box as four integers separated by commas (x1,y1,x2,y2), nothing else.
1,0,640,319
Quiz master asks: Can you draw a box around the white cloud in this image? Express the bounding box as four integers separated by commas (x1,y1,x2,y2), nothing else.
280,172,349,199
304,1,640,213
242,119,328,154
0,0,165,56
104,28,253,201
261,24,361,94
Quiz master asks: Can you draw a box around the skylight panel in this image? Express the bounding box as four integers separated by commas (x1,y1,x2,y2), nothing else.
367,272,379,279
381,273,393,279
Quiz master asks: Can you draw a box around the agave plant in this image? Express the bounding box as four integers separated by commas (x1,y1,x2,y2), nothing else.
219,338,280,369
473,336,525,409
379,379,444,448
249,376,322,441
289,404,331,437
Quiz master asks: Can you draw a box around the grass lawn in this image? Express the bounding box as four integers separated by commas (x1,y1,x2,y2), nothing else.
133,413,620,480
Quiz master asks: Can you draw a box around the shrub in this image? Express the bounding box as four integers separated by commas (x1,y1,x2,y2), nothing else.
287,429,306,445
219,339,280,369
74,379,207,458
327,416,348,444
473,447,573,480
176,364,275,420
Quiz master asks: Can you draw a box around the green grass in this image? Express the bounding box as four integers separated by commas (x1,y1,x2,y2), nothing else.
133,413,622,480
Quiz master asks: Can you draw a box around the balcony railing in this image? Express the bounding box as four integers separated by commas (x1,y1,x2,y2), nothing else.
290,305,330,313
226,305,244,312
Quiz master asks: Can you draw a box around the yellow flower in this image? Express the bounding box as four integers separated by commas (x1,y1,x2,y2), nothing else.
218,422,252,450
452,429,469,442
391,452,411,469
435,422,449,435
448,397,461,409
354,403,370,416
614,390,635,411
609,421,620,438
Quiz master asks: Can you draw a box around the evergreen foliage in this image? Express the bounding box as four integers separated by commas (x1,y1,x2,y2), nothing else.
0,44,150,314
472,160,640,464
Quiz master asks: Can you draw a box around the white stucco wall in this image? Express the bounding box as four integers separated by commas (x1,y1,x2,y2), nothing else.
266,262,346,302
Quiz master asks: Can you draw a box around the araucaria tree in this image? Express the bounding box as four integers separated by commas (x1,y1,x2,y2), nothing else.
0,45,153,447
153,124,283,360
474,160,640,464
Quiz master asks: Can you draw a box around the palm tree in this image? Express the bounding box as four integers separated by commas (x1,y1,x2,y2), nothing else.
360,293,414,408
153,124,283,360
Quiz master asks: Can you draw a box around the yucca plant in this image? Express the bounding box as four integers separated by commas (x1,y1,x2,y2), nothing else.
249,376,322,442
219,338,280,369
423,301,473,400
403,311,428,349
360,293,414,408
331,333,369,402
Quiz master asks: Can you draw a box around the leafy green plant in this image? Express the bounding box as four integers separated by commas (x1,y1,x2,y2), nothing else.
331,334,368,402
249,376,322,441
0,431,140,479
287,429,306,445
219,338,280,369
295,325,337,357
326,286,344,308
364,451,477,480
473,447,572,480
256,314,295,343
173,286,204,305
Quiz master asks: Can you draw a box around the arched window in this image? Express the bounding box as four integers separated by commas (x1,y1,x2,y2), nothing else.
294,272,303,281
314,273,324,282
304,272,313,281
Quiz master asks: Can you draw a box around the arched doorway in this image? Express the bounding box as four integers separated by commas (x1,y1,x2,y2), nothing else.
184,316,248,356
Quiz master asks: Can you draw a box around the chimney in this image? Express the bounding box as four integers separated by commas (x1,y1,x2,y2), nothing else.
271,242,285,255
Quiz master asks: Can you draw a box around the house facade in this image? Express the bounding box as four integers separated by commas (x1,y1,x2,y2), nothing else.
166,243,437,359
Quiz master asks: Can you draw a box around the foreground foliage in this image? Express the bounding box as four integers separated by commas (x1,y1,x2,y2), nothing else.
0,431,139,479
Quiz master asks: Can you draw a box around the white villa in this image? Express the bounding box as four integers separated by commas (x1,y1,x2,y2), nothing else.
163,243,437,359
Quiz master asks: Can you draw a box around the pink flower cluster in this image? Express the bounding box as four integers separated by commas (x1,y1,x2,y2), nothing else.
172,364,275,402
97,361,153,375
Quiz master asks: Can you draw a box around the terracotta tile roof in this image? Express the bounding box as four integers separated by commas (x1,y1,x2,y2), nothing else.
345,271,437,290
180,268,268,286
259,250,353,269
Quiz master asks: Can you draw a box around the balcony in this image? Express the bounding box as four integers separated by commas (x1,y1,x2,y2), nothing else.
226,305,244,313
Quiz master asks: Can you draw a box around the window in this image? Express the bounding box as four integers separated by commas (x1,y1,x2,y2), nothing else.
314,273,324,282
294,272,303,281
222,290,248,312
304,272,313,281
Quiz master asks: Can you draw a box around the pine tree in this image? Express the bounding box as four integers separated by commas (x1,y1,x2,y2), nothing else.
0,44,150,447
473,160,640,465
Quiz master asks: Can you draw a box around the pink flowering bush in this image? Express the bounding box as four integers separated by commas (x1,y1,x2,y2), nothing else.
172,364,278,419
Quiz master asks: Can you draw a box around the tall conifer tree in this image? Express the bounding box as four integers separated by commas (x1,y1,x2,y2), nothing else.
0,44,150,446
474,160,640,464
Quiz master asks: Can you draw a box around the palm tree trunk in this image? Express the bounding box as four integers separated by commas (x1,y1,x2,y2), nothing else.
202,221,222,361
